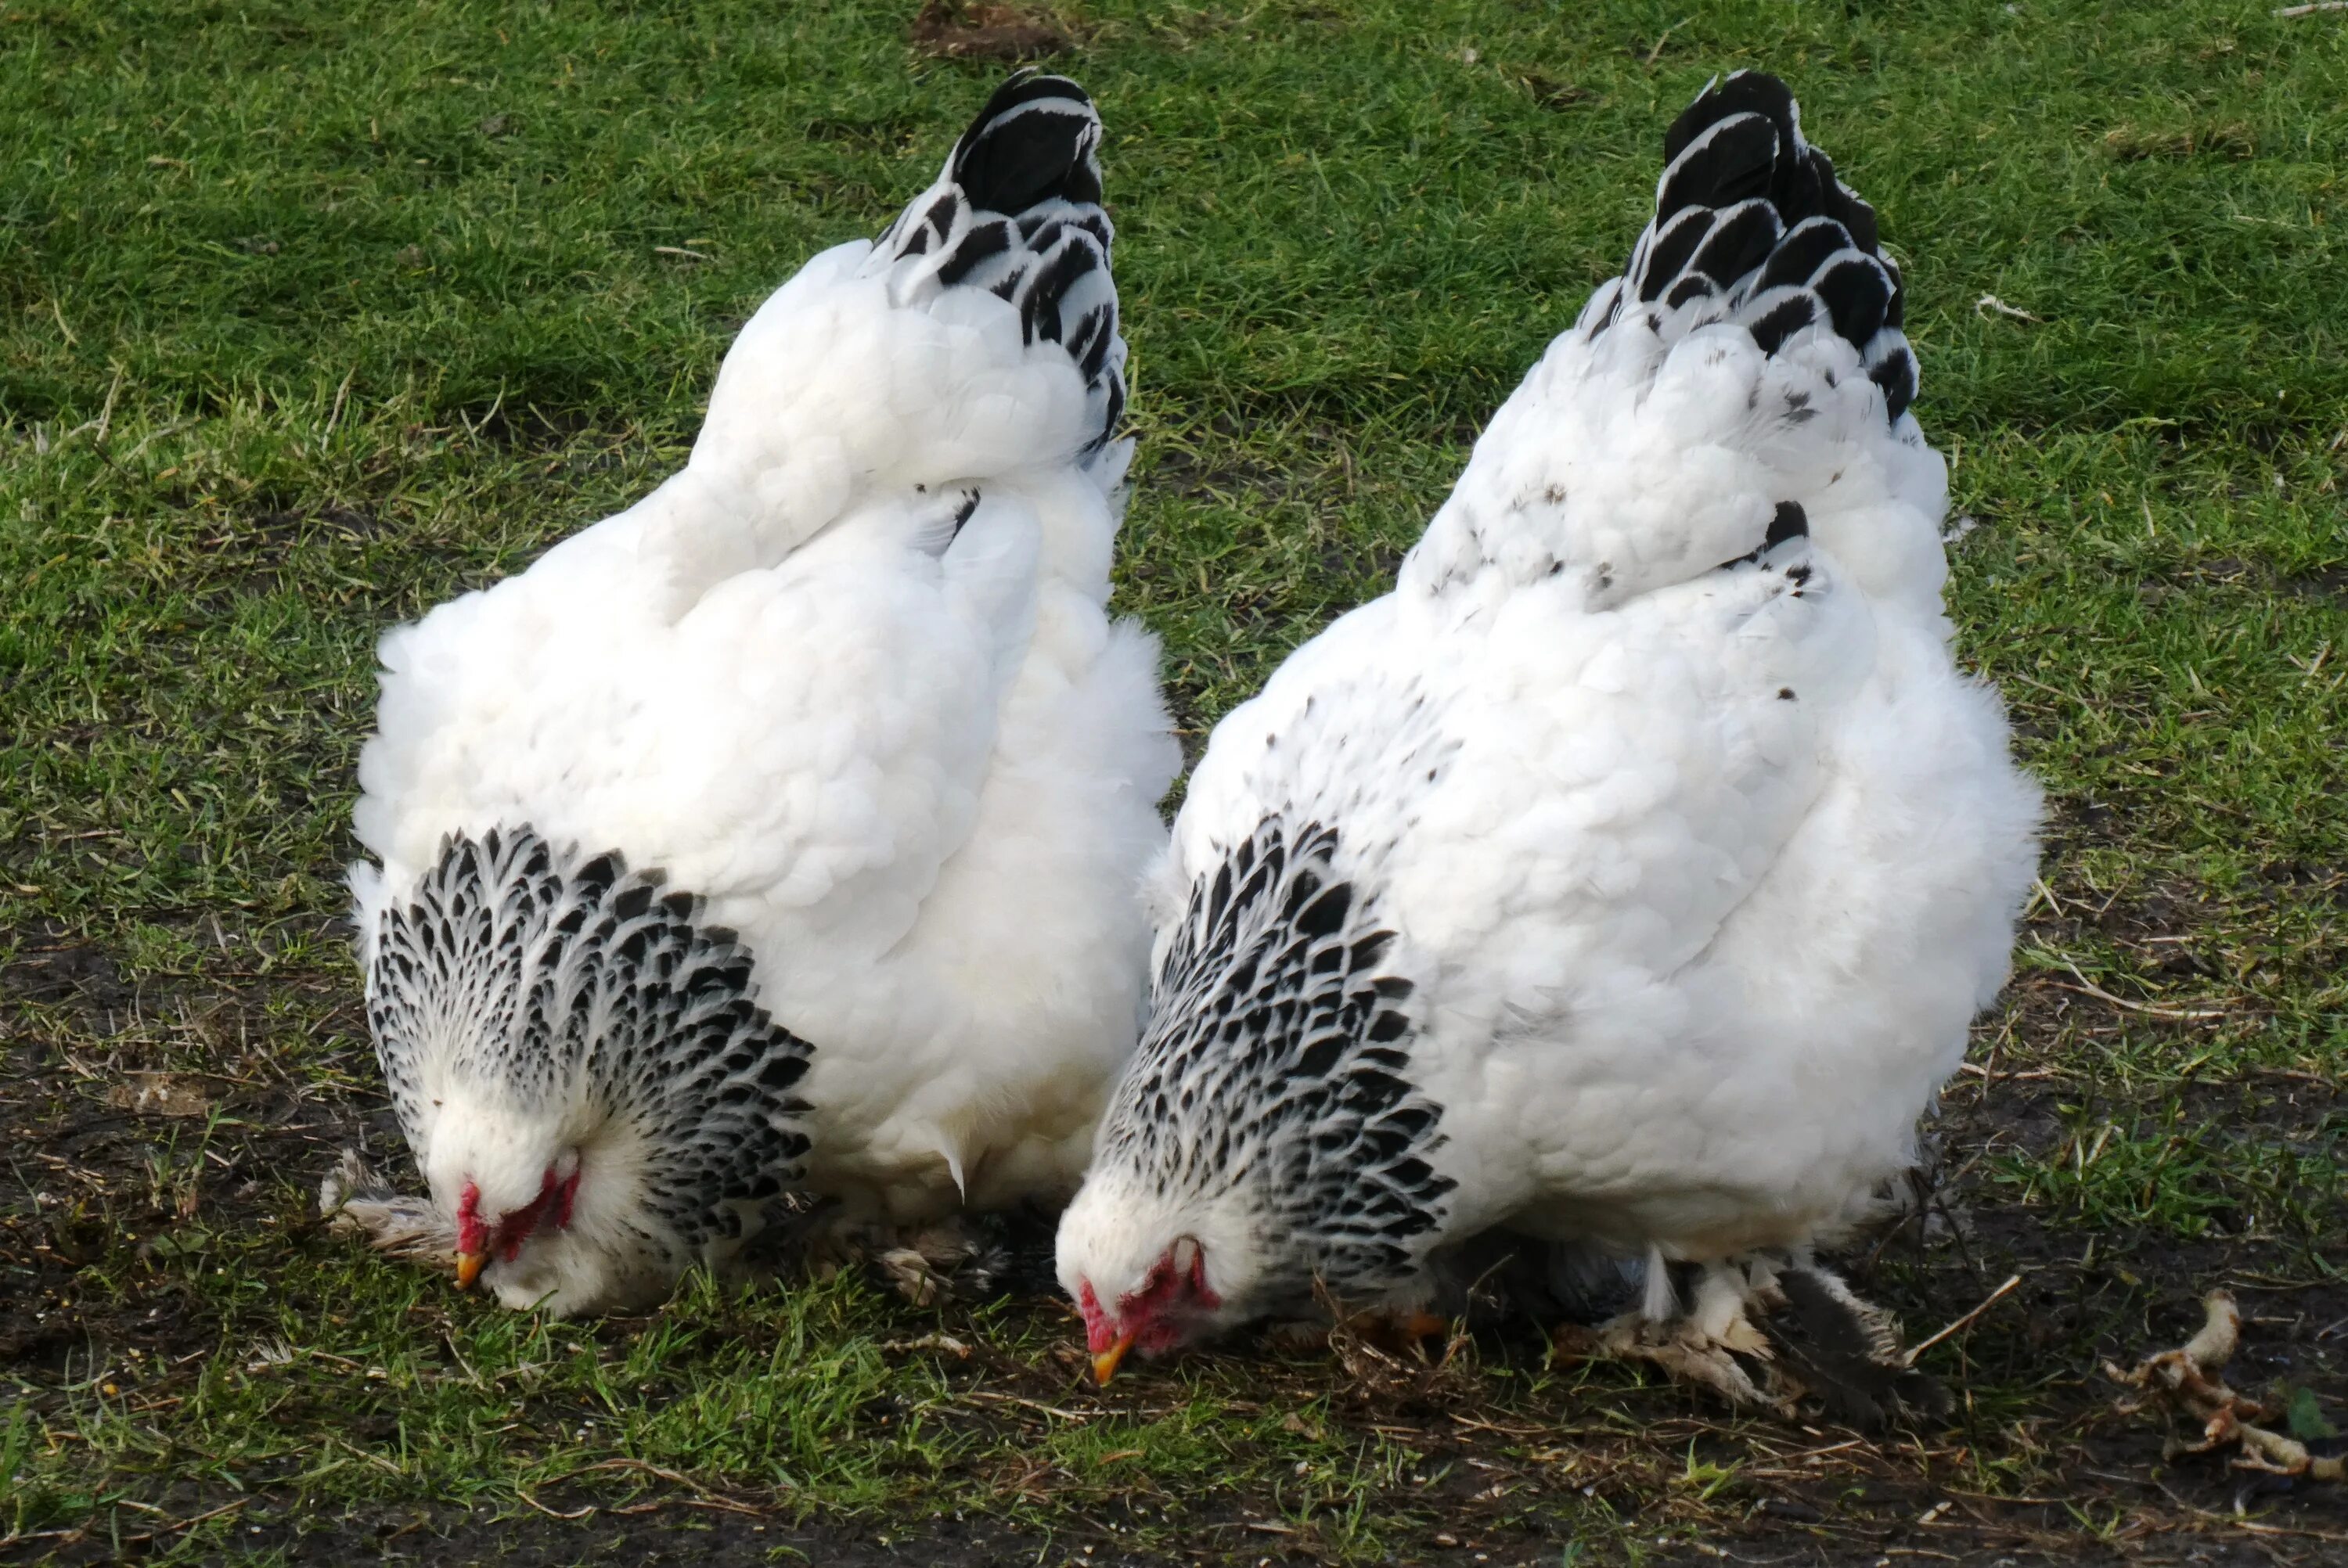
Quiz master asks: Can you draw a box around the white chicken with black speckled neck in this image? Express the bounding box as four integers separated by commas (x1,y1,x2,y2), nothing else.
1057,72,2041,1421
336,74,1178,1317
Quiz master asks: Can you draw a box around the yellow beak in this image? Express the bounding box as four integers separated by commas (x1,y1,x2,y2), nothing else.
1092,1330,1136,1386
454,1250,486,1289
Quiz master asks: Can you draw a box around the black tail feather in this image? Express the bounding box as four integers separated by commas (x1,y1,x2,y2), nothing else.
878,71,1126,453
1588,70,1918,423
949,72,1104,216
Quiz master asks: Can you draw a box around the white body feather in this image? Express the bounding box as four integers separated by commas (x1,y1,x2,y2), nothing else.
353,118,1177,1293
1166,311,2036,1267
1059,75,2041,1333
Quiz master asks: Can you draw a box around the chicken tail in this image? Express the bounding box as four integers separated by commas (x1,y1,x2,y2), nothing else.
1579,70,1918,424
1403,69,1946,606
879,70,1127,454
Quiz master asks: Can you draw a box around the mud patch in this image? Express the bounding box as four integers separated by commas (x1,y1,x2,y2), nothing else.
3,932,136,1014
910,0,1071,61
5,939,2347,1564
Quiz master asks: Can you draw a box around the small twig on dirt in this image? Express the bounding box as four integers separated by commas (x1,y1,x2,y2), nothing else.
2055,961,2227,1020
325,1435,407,1478
1940,1485,2073,1506
320,368,357,450
113,1497,247,1530
441,1333,488,1390
1905,1275,2022,1366
1975,293,2042,322
2028,875,2067,919
77,1497,257,1549
1448,1412,1549,1437
2251,1066,2338,1085
159,1498,254,1533
682,1498,769,1518
516,1490,595,1521
124,418,196,460
1957,1062,2059,1081
456,387,506,444
582,1458,766,1516
1785,1437,1868,1463
2152,1480,2348,1543
582,1457,695,1487
1640,18,1689,67
1998,669,2080,710
2276,2,2348,16
959,1389,1093,1422
90,363,125,448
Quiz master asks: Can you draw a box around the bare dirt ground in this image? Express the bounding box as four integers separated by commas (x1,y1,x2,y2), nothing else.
5,908,2344,1566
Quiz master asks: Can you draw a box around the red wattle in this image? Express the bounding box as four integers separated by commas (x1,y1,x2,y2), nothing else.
455,1180,488,1257
1077,1281,1117,1354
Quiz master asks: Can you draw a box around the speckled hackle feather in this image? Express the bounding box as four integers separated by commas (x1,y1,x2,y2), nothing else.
368,825,815,1249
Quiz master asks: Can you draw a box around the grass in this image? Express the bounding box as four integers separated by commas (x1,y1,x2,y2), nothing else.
3,0,2346,1563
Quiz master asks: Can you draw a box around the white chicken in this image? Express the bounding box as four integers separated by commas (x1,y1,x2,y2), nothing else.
1057,72,2041,1420
337,73,1178,1317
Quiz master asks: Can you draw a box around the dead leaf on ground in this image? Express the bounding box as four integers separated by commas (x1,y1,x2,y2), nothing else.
107,1072,211,1118
911,0,1070,61
2107,1288,2346,1483
1513,70,1592,110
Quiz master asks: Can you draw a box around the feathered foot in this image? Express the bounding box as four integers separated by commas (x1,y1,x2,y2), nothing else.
1260,1318,1337,1354
318,1147,457,1274
1554,1256,1947,1430
873,1221,1001,1307
801,1214,1017,1306
1333,1306,1455,1358
1768,1263,1950,1429
1555,1259,1790,1414
1259,1286,1455,1362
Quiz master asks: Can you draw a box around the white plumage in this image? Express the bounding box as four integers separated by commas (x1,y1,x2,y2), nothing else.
344,74,1177,1316
1058,73,2041,1412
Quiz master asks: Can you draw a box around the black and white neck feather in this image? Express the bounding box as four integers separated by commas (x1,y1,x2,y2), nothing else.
365,825,814,1314
1073,817,1454,1322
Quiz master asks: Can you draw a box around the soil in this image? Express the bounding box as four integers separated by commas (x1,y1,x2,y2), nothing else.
909,0,1071,63
3,916,2344,1566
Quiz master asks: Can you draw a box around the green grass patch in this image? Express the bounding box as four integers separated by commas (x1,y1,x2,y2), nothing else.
5,0,2346,1562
